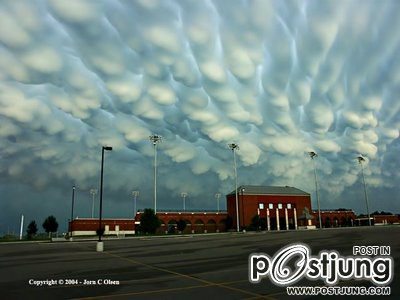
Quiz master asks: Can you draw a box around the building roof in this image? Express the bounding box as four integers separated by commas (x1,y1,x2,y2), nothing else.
313,209,355,213
227,185,310,196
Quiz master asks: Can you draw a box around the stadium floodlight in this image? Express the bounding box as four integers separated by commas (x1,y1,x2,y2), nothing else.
90,189,97,219
149,134,162,213
308,151,322,229
97,146,112,251
181,192,188,211
228,143,240,232
357,155,371,226
132,191,139,218
215,193,221,212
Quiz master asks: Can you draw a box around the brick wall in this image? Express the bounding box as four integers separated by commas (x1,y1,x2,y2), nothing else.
227,193,312,229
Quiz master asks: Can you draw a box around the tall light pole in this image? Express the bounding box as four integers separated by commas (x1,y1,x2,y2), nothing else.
90,189,97,218
357,155,371,226
228,143,240,232
149,134,162,213
70,185,76,239
97,146,112,252
308,151,322,229
241,187,245,229
132,191,139,218
181,192,187,211
215,193,221,212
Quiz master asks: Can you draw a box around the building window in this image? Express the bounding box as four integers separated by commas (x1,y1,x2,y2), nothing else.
268,203,273,209
278,203,283,209
259,203,264,209
287,204,292,209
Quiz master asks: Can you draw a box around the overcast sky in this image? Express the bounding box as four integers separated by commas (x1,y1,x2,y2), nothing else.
1,0,399,234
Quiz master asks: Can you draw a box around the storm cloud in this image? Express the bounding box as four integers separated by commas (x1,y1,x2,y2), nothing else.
0,0,399,233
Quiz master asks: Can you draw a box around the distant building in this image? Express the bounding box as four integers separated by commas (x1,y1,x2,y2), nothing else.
135,211,227,234
226,185,313,230
373,214,400,225
312,209,356,228
69,211,228,236
69,218,135,237
355,214,400,226
68,185,398,236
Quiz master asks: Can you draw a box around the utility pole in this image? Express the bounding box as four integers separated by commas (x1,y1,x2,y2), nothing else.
132,191,139,217
228,143,240,232
357,155,371,226
90,189,97,218
181,192,188,211
149,134,162,213
70,185,76,239
97,146,112,252
308,151,322,229
215,193,221,212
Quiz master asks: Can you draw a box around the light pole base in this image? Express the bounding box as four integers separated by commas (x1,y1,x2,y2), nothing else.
96,241,104,252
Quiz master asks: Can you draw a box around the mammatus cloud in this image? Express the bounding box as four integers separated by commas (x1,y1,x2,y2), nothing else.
0,0,400,232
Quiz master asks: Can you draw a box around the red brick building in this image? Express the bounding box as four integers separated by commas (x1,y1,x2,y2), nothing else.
316,212,399,227
226,185,314,230
373,214,400,225
69,218,135,236
69,186,398,236
312,209,356,228
70,212,228,236
135,211,227,234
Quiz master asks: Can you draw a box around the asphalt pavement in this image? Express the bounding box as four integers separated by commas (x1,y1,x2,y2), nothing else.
0,226,399,299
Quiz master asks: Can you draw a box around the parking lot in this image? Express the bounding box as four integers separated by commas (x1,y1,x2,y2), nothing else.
0,226,399,299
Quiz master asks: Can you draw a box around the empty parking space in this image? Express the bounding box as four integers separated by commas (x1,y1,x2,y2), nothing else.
0,227,399,299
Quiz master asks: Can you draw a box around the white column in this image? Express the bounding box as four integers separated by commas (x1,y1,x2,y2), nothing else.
276,208,280,231
294,208,298,230
285,208,289,230
267,208,271,231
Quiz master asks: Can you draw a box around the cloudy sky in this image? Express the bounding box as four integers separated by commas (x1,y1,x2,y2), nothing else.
1,0,399,234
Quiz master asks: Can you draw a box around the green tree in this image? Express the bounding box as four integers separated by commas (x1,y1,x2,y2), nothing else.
26,220,38,239
224,215,233,230
250,215,266,231
176,219,186,233
42,215,59,238
96,227,105,238
372,211,392,215
140,208,161,234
